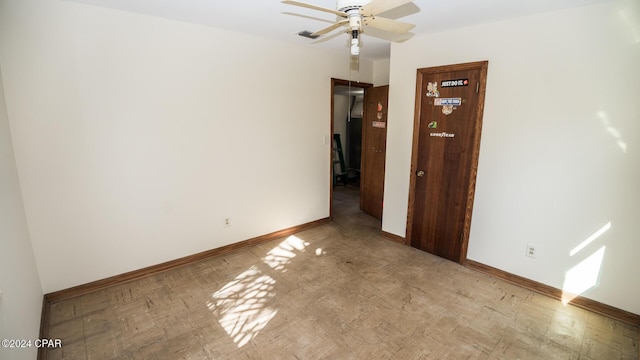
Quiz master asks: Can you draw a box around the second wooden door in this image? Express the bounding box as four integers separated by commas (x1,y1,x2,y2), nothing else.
361,85,389,220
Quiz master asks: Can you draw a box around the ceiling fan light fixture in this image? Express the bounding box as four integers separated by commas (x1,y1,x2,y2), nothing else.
350,29,360,56
350,39,360,56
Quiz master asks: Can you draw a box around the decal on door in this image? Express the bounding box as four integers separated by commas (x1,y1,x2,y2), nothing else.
434,97,462,115
428,121,437,129
372,121,386,128
377,112,383,120
426,82,440,97
429,132,455,138
434,98,462,106
441,79,469,87
377,102,383,112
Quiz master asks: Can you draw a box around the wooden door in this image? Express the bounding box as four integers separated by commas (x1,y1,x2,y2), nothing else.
407,62,488,263
361,85,389,220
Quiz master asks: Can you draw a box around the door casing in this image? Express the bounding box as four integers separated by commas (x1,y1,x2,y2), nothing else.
330,78,373,220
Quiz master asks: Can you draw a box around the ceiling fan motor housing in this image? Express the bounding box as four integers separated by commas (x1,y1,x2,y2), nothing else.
336,0,367,12
337,0,365,32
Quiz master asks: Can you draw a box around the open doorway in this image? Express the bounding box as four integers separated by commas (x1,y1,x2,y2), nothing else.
330,78,372,220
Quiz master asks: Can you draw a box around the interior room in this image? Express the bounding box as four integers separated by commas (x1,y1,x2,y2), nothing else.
1,0,638,359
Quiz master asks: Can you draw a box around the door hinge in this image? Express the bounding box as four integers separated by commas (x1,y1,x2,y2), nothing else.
476,82,479,94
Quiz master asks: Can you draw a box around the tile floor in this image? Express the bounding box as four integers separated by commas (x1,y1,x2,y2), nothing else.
44,186,639,359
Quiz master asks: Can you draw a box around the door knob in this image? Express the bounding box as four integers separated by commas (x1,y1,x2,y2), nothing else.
416,170,425,177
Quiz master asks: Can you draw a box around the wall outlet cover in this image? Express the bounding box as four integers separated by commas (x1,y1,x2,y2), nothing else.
526,243,537,258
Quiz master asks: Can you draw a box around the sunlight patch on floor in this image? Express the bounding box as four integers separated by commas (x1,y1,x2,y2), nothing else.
207,235,311,347
262,235,309,271
207,266,278,347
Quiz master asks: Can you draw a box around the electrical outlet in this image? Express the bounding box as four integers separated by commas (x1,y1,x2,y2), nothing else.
526,243,537,258
223,217,231,228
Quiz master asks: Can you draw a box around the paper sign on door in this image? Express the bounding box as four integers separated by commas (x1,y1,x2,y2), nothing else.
434,98,462,106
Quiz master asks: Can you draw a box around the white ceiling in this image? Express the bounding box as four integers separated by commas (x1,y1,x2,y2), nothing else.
69,0,611,60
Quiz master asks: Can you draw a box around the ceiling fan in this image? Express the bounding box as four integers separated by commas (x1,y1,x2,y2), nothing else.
282,0,416,56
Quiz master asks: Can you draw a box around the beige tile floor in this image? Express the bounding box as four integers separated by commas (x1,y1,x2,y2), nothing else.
45,186,638,359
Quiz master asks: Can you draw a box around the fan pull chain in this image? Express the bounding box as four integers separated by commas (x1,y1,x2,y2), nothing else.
348,80,351,123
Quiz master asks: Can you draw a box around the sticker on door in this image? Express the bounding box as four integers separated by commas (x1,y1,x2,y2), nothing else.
441,79,469,87
434,98,462,106
429,131,455,138
426,82,440,97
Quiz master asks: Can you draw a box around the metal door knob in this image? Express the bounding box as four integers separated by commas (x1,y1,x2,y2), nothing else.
416,170,425,177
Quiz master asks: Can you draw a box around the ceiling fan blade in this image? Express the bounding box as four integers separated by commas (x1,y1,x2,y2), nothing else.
363,16,415,34
312,20,349,36
281,1,347,18
364,27,415,42
312,30,344,44
390,32,414,43
360,0,413,17
282,12,335,25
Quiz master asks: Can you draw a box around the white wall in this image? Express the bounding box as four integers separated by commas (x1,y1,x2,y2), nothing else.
373,58,391,86
384,0,640,314
0,0,373,293
0,68,43,360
